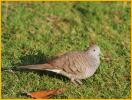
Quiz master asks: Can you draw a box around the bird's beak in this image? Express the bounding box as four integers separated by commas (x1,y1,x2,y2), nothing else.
100,52,104,57
100,52,105,60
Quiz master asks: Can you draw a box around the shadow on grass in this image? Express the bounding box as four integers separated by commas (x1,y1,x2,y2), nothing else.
18,50,50,66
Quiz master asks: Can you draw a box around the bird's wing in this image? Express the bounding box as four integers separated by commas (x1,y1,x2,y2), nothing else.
49,52,86,75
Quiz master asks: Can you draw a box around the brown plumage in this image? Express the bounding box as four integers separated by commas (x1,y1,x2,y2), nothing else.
19,45,101,85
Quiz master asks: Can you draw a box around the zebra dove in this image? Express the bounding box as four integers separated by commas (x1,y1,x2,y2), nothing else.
19,45,101,85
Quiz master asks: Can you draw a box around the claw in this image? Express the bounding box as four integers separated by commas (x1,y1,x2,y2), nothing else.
71,79,83,85
75,79,83,85
71,78,78,86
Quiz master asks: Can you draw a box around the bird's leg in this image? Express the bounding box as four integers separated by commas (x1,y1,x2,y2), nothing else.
60,71,77,84
71,78,78,86
75,79,83,85
60,71,81,85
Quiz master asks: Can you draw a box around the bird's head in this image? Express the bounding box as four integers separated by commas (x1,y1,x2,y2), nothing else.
87,45,102,58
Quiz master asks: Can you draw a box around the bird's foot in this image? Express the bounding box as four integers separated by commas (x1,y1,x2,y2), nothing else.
71,79,83,86
75,79,83,85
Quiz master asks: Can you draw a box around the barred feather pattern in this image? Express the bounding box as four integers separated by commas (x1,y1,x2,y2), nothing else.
49,51,100,79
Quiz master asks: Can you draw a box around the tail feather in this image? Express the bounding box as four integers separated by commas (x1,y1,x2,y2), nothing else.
18,63,53,70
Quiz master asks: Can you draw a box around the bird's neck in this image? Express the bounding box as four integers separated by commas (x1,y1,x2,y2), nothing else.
86,52,100,68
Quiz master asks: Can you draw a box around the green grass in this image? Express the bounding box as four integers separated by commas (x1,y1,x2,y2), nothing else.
2,2,130,99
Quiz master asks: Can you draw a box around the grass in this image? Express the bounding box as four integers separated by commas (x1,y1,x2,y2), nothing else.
1,2,131,99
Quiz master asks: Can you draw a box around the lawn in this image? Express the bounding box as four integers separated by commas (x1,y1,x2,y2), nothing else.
1,2,131,99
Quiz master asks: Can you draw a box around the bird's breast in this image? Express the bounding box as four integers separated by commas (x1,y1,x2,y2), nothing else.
85,66,97,77
83,58,100,78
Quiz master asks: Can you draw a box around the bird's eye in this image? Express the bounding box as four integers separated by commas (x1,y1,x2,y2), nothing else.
93,49,95,51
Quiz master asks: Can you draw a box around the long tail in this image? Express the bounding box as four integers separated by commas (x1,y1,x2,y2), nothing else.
18,63,54,70
18,63,61,73
2,63,61,74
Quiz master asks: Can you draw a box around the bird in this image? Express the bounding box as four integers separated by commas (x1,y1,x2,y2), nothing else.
18,45,101,85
